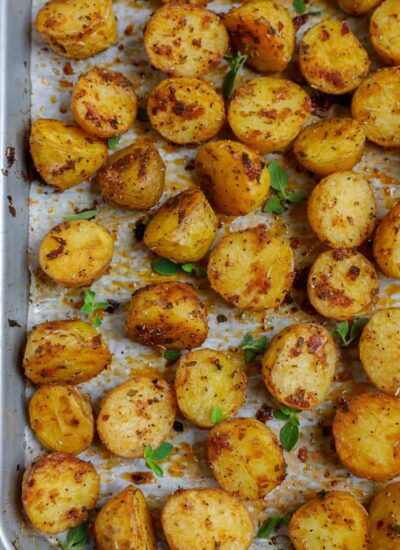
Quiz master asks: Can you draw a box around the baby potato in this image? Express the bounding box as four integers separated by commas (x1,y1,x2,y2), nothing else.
29,384,94,455
307,171,377,249
195,140,270,216
97,142,165,210
35,0,116,59
333,392,400,481
289,491,369,550
339,0,383,15
144,4,228,78
370,0,400,65
293,118,366,176
94,486,156,550
161,488,254,550
208,225,294,311
224,0,295,73
299,19,370,95
175,349,247,428
352,67,400,148
39,219,114,287
369,481,400,550
71,68,138,139
30,119,107,190
97,375,176,458
207,418,285,500
23,320,111,385
148,77,225,144
307,249,378,320
373,201,400,278
262,323,337,410
359,308,400,395
143,188,217,263
22,453,99,534
228,77,311,153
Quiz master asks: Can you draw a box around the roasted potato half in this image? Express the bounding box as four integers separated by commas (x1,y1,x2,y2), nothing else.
262,323,337,410
175,349,247,428
30,119,107,190
161,488,254,550
29,384,94,455
148,77,225,144
23,320,111,385
224,0,295,73
289,491,369,550
339,0,383,15
35,0,116,59
333,392,400,481
195,140,270,216
369,481,400,550
94,486,156,550
370,0,400,65
373,201,400,278
307,171,377,249
143,188,217,263
97,375,176,458
22,453,100,534
126,281,208,350
293,118,366,176
208,225,294,310
307,249,378,320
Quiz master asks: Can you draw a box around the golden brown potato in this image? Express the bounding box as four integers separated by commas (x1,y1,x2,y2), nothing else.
71,68,137,139
195,140,270,216
208,225,294,310
35,0,116,59
373,201,400,278
94,486,156,550
359,308,400,395
175,349,247,428
352,67,400,148
30,119,108,190
29,384,94,455
262,323,337,410
370,0,400,65
97,375,176,458
144,4,228,78
224,0,295,73
228,77,311,153
39,219,114,287
339,0,383,15
289,491,369,550
293,118,366,176
333,393,400,481
22,453,100,534
126,281,208,350
23,320,111,385
143,188,217,263
299,19,370,95
307,249,378,320
148,77,225,144
207,418,285,500
161,488,254,550
307,171,377,249
97,142,165,209
369,481,400,550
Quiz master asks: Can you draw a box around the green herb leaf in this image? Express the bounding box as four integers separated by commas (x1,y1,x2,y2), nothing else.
280,421,299,451
137,106,150,122
257,516,286,538
268,161,289,195
309,10,322,15
240,333,268,363
144,442,174,477
333,318,368,347
286,190,304,203
211,405,223,424
152,442,174,461
145,458,163,478
59,522,89,550
164,349,182,362
107,135,121,149
223,52,247,100
65,209,100,221
293,0,306,13
263,196,286,214
264,162,305,214
349,317,369,342
151,258,181,275
80,290,109,328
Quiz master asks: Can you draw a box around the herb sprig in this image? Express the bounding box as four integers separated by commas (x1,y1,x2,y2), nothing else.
223,52,247,100
164,349,182,362
59,522,90,550
240,333,268,363
151,258,206,279
274,407,300,451
107,135,121,149
264,162,304,214
65,209,99,221
293,0,321,15
332,318,368,347
144,442,174,477
80,290,109,328
257,516,287,538
211,405,223,424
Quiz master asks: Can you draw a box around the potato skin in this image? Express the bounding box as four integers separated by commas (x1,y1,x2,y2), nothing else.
195,140,270,216
208,225,294,311
175,349,247,428
339,0,383,15
29,384,94,455
224,0,295,73
293,118,366,176
373,201,400,278
97,375,176,458
307,171,377,249
22,453,100,534
333,393,400,481
369,481,400,550
307,249,378,321
94,486,156,550
289,491,369,550
262,323,337,410
23,320,111,385
143,188,217,263
148,78,225,144
30,119,108,190
370,0,400,65
161,488,254,550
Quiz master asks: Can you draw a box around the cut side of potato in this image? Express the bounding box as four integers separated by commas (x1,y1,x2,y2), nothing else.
370,0,400,65
369,481,400,550
373,201,400,279
339,0,383,15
